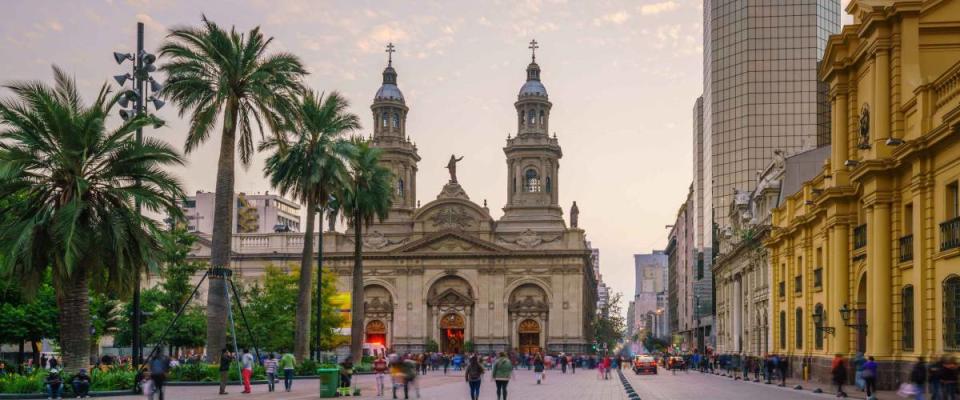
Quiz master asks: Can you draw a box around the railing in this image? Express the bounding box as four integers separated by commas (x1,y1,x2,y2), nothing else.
854,224,867,250
899,234,914,262
778,281,785,298
941,217,960,251
794,276,802,293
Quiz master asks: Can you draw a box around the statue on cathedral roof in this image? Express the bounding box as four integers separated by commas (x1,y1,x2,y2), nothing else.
446,154,464,183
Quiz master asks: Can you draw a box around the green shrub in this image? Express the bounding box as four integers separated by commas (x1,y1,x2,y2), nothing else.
296,358,319,376
89,368,136,391
0,372,44,394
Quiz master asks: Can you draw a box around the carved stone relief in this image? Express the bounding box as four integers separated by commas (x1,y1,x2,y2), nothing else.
429,206,474,230
497,229,561,248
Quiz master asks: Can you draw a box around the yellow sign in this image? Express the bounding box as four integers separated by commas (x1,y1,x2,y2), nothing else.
330,292,352,328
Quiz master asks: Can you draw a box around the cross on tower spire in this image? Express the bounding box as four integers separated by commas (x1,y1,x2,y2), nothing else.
528,39,539,62
386,42,396,66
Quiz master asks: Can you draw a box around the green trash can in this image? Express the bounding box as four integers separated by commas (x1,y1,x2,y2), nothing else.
318,367,340,398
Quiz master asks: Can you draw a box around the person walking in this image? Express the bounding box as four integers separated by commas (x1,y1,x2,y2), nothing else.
279,351,297,392
911,357,928,400
929,357,944,400
855,352,867,392
465,355,484,400
240,349,254,394
832,354,848,398
493,352,514,400
534,354,545,384
863,356,879,399
942,357,959,400
218,349,233,395
374,354,388,397
779,356,789,387
571,354,577,374
263,353,278,392
559,353,568,374
149,354,170,400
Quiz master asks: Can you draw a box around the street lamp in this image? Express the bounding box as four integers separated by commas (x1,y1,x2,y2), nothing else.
839,304,867,329
114,22,165,386
811,307,835,336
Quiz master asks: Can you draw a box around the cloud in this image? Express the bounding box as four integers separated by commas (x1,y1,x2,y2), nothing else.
593,11,630,26
357,24,409,53
136,13,165,35
639,1,678,16
46,20,63,32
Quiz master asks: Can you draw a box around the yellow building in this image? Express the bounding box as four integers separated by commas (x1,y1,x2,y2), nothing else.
767,0,960,387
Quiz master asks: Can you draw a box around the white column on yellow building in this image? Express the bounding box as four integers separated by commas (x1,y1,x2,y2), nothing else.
831,223,851,354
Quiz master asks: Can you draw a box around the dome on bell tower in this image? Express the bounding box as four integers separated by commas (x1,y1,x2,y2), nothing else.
374,43,404,102
519,61,548,97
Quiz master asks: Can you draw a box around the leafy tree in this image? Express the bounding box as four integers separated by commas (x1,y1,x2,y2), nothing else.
0,275,58,368
260,90,357,360
0,67,185,374
336,138,393,363
89,292,121,362
159,16,306,361
592,292,626,354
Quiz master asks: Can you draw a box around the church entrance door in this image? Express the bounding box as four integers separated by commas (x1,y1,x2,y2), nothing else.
440,313,465,353
365,320,387,349
518,319,541,354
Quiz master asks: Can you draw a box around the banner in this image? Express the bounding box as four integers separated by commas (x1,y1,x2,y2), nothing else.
330,292,352,332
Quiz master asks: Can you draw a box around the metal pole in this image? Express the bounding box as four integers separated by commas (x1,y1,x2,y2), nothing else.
142,270,210,367
225,272,242,386
131,20,145,383
315,209,322,360
229,278,262,365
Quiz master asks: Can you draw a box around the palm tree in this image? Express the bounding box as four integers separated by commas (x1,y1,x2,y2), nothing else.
339,138,393,363
159,17,306,360
0,66,185,374
260,90,358,360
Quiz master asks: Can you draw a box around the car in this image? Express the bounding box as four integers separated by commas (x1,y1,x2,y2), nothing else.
633,355,657,375
666,356,685,370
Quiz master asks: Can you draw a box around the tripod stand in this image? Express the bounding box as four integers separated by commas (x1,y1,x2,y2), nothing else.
138,267,262,398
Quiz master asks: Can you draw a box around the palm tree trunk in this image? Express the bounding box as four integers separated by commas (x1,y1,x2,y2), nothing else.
294,197,316,361
206,99,239,362
350,212,365,363
59,270,90,375
315,209,324,358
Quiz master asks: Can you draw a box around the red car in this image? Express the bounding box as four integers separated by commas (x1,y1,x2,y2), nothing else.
633,355,658,374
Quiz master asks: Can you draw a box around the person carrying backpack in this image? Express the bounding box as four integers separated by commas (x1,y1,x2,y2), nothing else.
492,352,514,400
465,355,484,400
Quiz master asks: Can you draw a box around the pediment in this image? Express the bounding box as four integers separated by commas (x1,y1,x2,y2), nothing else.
394,231,508,254
427,287,475,307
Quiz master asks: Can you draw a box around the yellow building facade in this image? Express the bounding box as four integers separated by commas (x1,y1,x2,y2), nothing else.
767,0,960,387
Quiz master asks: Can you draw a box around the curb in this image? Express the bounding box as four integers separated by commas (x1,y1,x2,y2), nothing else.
617,368,641,399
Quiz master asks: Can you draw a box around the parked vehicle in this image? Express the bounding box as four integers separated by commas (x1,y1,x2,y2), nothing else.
633,355,658,375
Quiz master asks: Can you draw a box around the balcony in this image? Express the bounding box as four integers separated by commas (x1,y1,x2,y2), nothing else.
899,234,914,262
794,276,802,293
942,217,960,251
854,224,867,250
778,281,785,298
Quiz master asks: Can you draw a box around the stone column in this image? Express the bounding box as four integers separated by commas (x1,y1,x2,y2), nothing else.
733,276,742,353
874,48,891,158
831,89,850,185
830,224,851,354
871,202,892,357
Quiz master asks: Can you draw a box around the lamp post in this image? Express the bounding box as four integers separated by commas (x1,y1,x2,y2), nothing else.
839,304,867,329
113,22,164,381
812,308,835,336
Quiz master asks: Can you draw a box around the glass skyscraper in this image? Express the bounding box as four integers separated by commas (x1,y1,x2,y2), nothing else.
702,0,841,231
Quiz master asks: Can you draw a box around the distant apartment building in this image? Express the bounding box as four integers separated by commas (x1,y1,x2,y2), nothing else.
180,191,302,234
634,251,668,338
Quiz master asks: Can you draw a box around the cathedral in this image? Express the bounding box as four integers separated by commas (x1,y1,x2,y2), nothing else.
191,42,597,355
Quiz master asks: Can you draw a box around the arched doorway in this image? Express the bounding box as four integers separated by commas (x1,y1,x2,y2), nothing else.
856,273,868,353
440,313,465,353
366,320,387,348
518,319,541,354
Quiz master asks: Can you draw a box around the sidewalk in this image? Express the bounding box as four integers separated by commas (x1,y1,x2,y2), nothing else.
705,369,901,400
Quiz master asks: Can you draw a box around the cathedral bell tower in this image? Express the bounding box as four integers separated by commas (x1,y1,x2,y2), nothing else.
371,43,420,223
499,40,565,231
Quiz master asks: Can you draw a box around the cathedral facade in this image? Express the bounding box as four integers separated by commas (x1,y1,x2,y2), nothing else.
190,43,597,355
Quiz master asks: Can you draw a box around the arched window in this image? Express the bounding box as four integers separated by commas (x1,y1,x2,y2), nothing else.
523,169,541,192
539,110,545,126
392,113,400,128
396,179,404,198
381,112,389,128
795,307,803,349
779,311,786,349
945,276,960,350
814,303,824,350
545,176,552,193
903,285,914,351
528,110,536,126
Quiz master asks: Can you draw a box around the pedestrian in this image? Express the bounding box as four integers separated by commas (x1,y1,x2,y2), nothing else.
603,356,612,380
493,352,514,400
218,349,233,395
339,358,354,395
571,354,577,374
863,356,878,399
70,368,92,398
45,368,63,400
240,348,254,394
140,371,153,400
560,353,568,374
374,354,388,397
534,354,545,384
942,356,958,400
779,356,789,387
465,355,484,400
911,357,928,400
264,353,278,393
832,354,848,398
855,352,867,392
149,354,170,400
279,351,297,392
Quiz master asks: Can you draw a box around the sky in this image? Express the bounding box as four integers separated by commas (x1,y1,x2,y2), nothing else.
0,0,853,309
